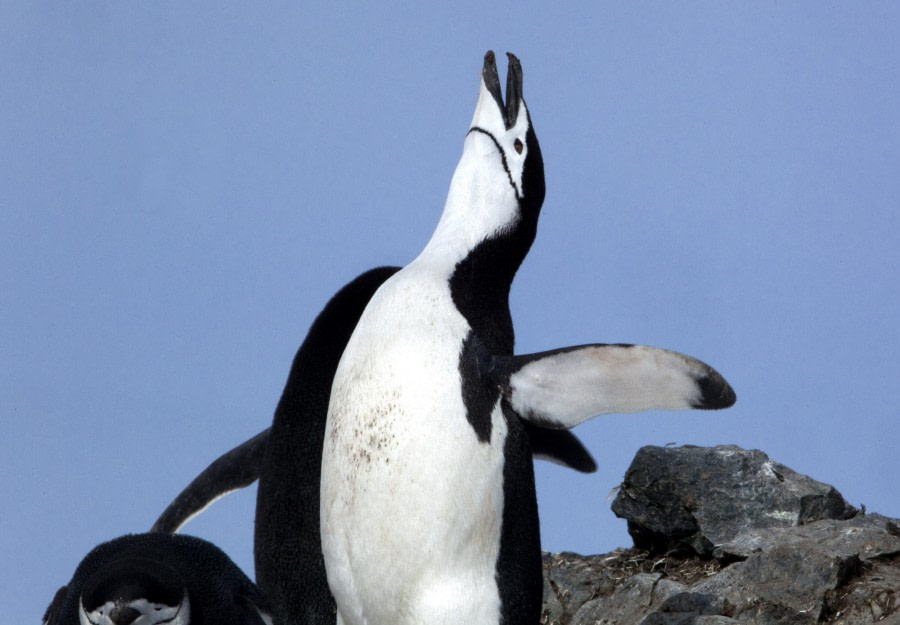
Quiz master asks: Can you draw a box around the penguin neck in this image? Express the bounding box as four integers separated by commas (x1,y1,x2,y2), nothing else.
413,218,534,305
441,216,536,355
413,153,540,352
416,136,527,272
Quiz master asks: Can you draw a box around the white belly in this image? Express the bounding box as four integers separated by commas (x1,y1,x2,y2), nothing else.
320,268,508,625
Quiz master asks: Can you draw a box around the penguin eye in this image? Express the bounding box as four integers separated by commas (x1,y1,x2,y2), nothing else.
513,139,523,154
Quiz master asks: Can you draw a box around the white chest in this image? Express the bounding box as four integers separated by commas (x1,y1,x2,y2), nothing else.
320,266,509,625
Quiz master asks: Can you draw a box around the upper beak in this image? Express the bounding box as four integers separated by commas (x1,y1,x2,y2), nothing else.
482,50,522,130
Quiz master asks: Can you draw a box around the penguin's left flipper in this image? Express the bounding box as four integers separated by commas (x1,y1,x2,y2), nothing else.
150,422,597,535
151,428,270,533
497,344,736,429
525,424,597,472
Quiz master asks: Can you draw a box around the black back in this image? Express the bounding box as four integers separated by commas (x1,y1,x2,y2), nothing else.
254,267,399,625
43,533,270,625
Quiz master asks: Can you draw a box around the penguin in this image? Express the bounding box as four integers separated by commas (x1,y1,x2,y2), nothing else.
254,267,398,625
319,51,736,625
43,533,271,625
151,267,597,625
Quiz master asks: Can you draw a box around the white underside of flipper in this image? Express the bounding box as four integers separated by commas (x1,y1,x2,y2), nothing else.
506,344,727,428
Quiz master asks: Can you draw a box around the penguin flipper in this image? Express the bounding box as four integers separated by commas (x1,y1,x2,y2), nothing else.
497,344,736,429
151,428,270,533
524,424,597,473
42,585,67,625
145,401,600,535
146,404,599,535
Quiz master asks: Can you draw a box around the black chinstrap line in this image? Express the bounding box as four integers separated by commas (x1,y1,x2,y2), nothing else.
467,126,522,201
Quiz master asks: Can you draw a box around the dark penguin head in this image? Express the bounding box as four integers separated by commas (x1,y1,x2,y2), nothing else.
423,51,545,277
76,556,188,625
43,534,271,625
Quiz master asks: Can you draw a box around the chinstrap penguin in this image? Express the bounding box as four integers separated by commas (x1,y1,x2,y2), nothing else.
43,533,271,625
151,267,596,625
320,51,735,625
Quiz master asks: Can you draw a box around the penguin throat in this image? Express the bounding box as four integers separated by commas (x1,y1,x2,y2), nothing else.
449,226,536,355
467,127,522,200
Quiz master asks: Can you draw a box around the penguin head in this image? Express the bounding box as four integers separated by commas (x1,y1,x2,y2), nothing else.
43,534,271,625
424,51,545,264
75,557,189,625
468,50,545,213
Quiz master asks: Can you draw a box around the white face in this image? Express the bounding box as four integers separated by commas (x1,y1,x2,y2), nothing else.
78,595,190,625
420,75,538,264
466,77,533,200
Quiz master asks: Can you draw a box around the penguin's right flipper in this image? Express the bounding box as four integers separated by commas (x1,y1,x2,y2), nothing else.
151,428,270,533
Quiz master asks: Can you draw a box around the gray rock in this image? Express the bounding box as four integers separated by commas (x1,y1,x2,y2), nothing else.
541,445,897,625
639,592,736,625
545,553,613,608
542,535,899,625
610,445,857,555
641,617,738,625
823,558,900,624
542,551,626,624
693,542,860,619
542,572,566,625
714,513,900,561
570,574,686,625
654,591,733,616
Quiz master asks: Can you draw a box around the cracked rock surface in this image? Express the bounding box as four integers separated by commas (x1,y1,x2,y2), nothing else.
542,445,899,625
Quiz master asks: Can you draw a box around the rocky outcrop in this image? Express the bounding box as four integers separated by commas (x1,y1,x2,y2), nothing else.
542,445,900,625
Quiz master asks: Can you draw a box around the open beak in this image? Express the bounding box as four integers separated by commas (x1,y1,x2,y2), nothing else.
482,50,522,130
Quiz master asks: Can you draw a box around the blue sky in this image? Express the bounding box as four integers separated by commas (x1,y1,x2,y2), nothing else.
2,3,898,622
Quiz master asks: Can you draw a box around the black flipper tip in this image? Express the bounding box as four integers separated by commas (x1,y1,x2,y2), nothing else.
693,369,737,410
